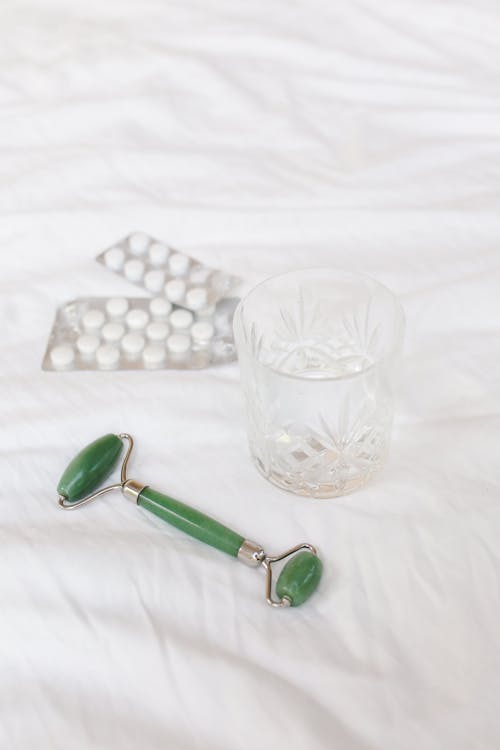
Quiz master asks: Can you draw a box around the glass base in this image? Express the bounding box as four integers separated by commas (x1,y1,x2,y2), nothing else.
252,449,387,499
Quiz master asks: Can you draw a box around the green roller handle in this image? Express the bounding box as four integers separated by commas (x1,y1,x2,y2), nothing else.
138,487,245,557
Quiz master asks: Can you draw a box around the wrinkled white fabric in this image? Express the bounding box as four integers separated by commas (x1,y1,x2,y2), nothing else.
1,1,500,748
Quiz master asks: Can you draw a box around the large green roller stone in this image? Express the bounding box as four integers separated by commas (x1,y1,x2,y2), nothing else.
57,433,123,502
276,550,322,606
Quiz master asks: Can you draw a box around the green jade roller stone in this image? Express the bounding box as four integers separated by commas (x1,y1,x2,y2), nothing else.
276,551,323,606
57,433,123,502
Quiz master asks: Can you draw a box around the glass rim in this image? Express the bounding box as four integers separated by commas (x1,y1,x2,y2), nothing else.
234,267,406,383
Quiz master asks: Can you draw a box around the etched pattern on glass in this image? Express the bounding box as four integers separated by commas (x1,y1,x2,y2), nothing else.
244,381,392,497
248,292,381,377
239,289,395,497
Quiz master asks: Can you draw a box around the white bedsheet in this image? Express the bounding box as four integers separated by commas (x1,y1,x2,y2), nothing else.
1,1,500,748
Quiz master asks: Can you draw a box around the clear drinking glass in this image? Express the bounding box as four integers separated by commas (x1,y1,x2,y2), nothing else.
233,269,405,498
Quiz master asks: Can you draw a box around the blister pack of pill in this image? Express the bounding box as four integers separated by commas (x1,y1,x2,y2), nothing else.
96,232,240,311
42,296,238,371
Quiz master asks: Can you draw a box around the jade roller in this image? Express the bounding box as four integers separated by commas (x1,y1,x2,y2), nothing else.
57,433,322,608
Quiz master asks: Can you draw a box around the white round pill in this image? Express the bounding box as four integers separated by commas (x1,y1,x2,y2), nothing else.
102,322,125,343
191,321,214,343
96,344,120,370
165,279,186,303
196,304,216,319
169,309,193,330
143,343,166,369
168,252,190,276
122,332,145,357
166,333,191,355
126,308,149,330
144,269,165,294
189,265,212,285
104,247,125,271
128,232,150,255
185,287,208,311
50,344,75,369
106,297,129,318
76,334,100,357
124,259,145,282
82,309,105,332
146,321,169,342
149,297,172,319
148,242,169,266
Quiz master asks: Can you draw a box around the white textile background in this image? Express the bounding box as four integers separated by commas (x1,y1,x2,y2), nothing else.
1,1,500,748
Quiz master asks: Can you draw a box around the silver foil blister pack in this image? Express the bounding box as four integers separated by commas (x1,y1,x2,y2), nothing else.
42,296,237,371
96,232,240,311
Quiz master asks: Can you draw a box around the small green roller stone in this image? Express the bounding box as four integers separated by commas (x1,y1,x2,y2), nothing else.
276,550,322,606
57,433,123,502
